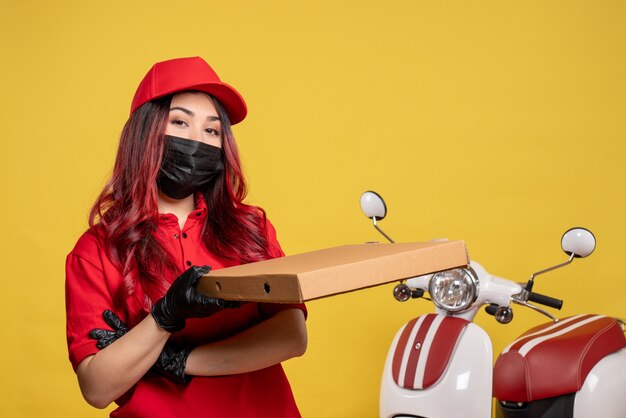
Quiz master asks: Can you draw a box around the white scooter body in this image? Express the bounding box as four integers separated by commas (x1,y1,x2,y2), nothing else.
573,348,626,418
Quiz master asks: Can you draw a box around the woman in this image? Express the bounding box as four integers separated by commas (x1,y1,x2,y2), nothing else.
65,56,308,417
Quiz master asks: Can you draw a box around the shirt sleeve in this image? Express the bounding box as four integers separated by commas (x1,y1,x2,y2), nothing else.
65,230,127,371
257,219,308,320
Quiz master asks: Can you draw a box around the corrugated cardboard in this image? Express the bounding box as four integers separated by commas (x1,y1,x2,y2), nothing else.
197,240,469,303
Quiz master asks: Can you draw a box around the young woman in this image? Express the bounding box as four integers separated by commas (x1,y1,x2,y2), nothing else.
65,57,307,417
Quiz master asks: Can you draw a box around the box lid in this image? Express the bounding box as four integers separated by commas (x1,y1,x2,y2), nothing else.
197,240,469,303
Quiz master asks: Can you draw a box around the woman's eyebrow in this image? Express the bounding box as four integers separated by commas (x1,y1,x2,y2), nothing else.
169,107,220,122
170,106,194,116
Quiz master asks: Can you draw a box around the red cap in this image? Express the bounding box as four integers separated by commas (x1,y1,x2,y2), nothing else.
130,57,247,125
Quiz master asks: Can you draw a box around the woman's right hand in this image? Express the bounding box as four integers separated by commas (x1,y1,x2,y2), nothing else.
151,265,239,332
90,310,193,384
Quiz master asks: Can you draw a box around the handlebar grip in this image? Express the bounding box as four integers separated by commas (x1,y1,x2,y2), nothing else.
527,292,563,310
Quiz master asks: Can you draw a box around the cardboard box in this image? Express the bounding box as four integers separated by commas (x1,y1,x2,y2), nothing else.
197,240,469,303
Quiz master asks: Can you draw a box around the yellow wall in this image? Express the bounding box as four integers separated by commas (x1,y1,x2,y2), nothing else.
1,1,625,417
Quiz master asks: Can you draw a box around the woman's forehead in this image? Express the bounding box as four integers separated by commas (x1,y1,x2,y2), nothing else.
169,92,219,117
171,91,214,104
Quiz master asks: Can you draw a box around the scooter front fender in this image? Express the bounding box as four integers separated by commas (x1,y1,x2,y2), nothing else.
380,317,492,418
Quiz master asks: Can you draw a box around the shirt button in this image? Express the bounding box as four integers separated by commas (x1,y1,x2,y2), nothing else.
186,260,192,266
182,232,188,239
174,234,179,239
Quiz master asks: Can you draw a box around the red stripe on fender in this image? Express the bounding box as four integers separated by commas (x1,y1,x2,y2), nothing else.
403,314,437,388
392,317,419,386
422,317,470,389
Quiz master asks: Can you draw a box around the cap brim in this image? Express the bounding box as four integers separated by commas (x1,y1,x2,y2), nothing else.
188,82,248,125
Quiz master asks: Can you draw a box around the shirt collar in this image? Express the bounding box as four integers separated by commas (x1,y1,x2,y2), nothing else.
157,193,208,226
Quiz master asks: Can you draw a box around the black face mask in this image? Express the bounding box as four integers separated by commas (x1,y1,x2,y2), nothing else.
157,135,224,199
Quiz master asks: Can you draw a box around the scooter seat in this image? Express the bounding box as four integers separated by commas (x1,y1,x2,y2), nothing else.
493,314,625,402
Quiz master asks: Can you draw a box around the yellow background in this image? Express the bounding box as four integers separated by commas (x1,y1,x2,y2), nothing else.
1,1,625,417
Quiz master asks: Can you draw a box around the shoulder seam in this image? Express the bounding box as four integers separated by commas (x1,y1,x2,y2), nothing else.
68,251,104,272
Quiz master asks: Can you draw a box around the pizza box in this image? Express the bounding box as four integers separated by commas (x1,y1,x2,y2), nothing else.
197,240,469,303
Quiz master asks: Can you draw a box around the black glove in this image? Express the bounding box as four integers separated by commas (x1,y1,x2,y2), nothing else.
89,310,192,384
151,341,192,384
151,265,239,333
89,309,129,349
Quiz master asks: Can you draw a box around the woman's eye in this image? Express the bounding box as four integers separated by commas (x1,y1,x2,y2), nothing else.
206,128,221,136
171,119,187,127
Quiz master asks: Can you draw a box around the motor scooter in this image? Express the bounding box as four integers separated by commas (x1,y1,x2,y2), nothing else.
359,191,626,418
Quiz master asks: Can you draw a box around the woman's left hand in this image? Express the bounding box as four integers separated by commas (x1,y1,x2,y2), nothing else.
151,265,240,332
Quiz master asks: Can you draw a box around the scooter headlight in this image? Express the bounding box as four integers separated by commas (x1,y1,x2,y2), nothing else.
428,267,478,312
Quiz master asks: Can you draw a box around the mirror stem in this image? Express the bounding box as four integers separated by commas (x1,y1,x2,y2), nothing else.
372,217,395,243
525,253,575,291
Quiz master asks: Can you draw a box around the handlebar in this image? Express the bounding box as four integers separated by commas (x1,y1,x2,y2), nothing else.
527,291,563,310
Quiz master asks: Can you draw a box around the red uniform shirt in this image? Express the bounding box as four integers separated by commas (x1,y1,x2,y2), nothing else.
66,198,306,417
